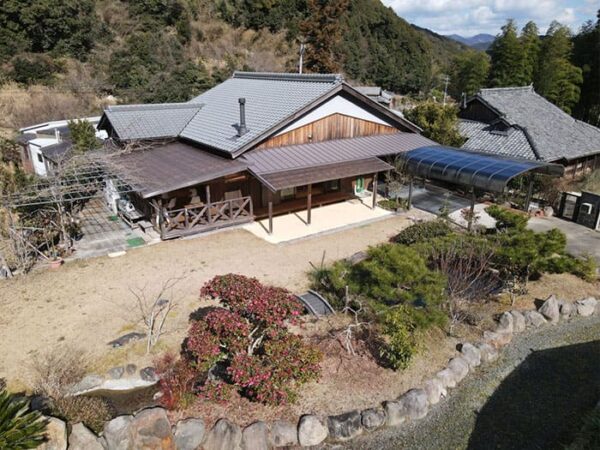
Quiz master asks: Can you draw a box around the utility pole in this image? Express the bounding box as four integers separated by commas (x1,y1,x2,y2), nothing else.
299,43,305,74
442,74,450,106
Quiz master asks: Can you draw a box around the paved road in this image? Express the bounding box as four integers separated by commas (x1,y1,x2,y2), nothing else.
528,216,600,262
346,315,600,450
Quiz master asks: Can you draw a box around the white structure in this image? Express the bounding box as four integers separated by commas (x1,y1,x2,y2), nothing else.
18,116,108,177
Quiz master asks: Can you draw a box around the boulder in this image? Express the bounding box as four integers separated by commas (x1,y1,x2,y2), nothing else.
559,301,576,318
103,415,133,450
510,310,526,332
140,367,158,382
460,343,481,368
497,312,514,334
447,357,469,383
241,421,269,450
423,378,446,405
70,374,103,394
108,332,146,348
483,330,512,348
129,407,174,449
476,342,499,363
38,417,67,450
384,389,429,426
538,295,560,323
523,310,547,328
269,420,298,448
297,415,328,447
125,364,138,375
107,366,125,380
576,297,598,317
361,408,386,431
173,418,205,450
204,419,242,450
436,368,457,389
327,410,363,442
68,423,103,450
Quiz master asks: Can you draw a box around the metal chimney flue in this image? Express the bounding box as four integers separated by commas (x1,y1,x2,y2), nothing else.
238,98,248,137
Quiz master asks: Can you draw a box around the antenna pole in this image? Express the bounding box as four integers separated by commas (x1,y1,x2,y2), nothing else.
443,75,450,106
299,43,305,74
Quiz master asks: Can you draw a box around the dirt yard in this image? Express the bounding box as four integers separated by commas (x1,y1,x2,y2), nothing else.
0,213,430,390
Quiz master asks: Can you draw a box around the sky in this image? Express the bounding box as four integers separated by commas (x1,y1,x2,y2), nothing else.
381,0,598,36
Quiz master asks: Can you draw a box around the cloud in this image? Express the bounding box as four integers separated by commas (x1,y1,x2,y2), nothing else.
381,0,592,36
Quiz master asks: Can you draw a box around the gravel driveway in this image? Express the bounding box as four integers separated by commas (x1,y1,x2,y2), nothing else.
348,315,600,450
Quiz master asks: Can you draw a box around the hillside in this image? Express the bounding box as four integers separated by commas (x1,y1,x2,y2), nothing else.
0,0,468,131
446,33,495,50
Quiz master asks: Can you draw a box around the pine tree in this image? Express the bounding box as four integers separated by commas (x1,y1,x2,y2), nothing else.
299,0,349,73
404,102,465,147
535,21,583,114
489,19,526,87
449,50,490,98
520,21,541,84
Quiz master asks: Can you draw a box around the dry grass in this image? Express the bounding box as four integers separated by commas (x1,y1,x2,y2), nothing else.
28,345,89,399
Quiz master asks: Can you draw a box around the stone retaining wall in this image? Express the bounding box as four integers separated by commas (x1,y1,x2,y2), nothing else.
38,295,599,450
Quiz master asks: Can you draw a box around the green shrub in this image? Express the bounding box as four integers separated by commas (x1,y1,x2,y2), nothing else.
308,259,355,309
486,204,529,230
391,220,452,245
0,389,47,449
378,305,418,370
355,244,447,328
541,254,597,282
377,198,408,211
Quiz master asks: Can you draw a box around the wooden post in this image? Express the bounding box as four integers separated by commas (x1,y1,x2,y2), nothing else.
157,198,165,240
407,177,413,210
268,190,273,234
524,178,534,212
372,173,378,209
468,188,476,231
205,184,211,223
307,184,312,225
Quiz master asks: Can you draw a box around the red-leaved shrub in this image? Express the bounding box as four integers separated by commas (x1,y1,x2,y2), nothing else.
154,353,199,410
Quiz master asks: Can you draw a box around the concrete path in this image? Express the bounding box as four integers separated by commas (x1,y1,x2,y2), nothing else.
347,315,600,450
528,216,600,262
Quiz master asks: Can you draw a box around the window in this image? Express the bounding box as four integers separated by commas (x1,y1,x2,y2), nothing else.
280,187,295,200
325,179,340,192
37,153,44,163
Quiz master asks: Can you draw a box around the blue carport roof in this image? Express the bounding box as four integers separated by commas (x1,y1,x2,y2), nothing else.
400,146,564,192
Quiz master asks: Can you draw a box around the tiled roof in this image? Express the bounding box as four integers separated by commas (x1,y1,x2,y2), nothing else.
459,120,536,160
180,72,343,156
470,86,600,162
242,132,436,174
103,103,203,140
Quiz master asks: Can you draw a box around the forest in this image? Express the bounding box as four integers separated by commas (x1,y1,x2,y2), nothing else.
0,0,598,133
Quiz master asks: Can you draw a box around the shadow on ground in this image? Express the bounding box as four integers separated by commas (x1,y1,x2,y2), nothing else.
468,340,600,450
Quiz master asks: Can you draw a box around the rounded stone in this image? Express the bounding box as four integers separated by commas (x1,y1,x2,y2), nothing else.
298,415,328,447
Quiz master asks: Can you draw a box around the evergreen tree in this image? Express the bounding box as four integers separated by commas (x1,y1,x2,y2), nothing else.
404,102,465,147
489,19,526,87
449,50,490,98
572,11,600,125
535,21,583,114
520,21,541,84
68,120,99,154
300,0,349,73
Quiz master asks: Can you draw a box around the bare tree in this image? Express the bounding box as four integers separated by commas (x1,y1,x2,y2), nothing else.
128,276,185,354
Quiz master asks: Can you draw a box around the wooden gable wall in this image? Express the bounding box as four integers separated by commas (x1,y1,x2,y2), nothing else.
459,99,499,123
257,113,397,149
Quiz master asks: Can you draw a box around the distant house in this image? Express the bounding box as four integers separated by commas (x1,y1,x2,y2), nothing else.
16,117,108,176
354,86,394,107
98,72,435,239
459,86,600,179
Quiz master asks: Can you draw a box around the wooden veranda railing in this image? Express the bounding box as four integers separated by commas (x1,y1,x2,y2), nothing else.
159,196,253,239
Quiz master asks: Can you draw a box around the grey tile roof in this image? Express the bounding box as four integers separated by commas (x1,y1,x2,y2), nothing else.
40,141,72,161
242,132,436,174
459,120,536,160
103,103,203,140
180,72,343,156
472,86,600,162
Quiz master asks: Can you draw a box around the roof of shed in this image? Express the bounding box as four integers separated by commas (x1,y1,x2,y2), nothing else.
400,145,564,192
467,86,600,162
116,141,247,198
243,132,436,174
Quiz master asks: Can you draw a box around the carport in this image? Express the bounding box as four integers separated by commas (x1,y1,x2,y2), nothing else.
398,146,565,229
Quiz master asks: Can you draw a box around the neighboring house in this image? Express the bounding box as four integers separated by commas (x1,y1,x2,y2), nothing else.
16,117,108,176
354,86,394,107
459,86,600,179
98,71,436,239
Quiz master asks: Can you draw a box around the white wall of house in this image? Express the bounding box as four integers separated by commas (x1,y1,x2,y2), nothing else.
275,95,394,136
28,138,56,176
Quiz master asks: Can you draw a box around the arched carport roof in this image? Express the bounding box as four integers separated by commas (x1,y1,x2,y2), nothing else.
399,146,564,193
